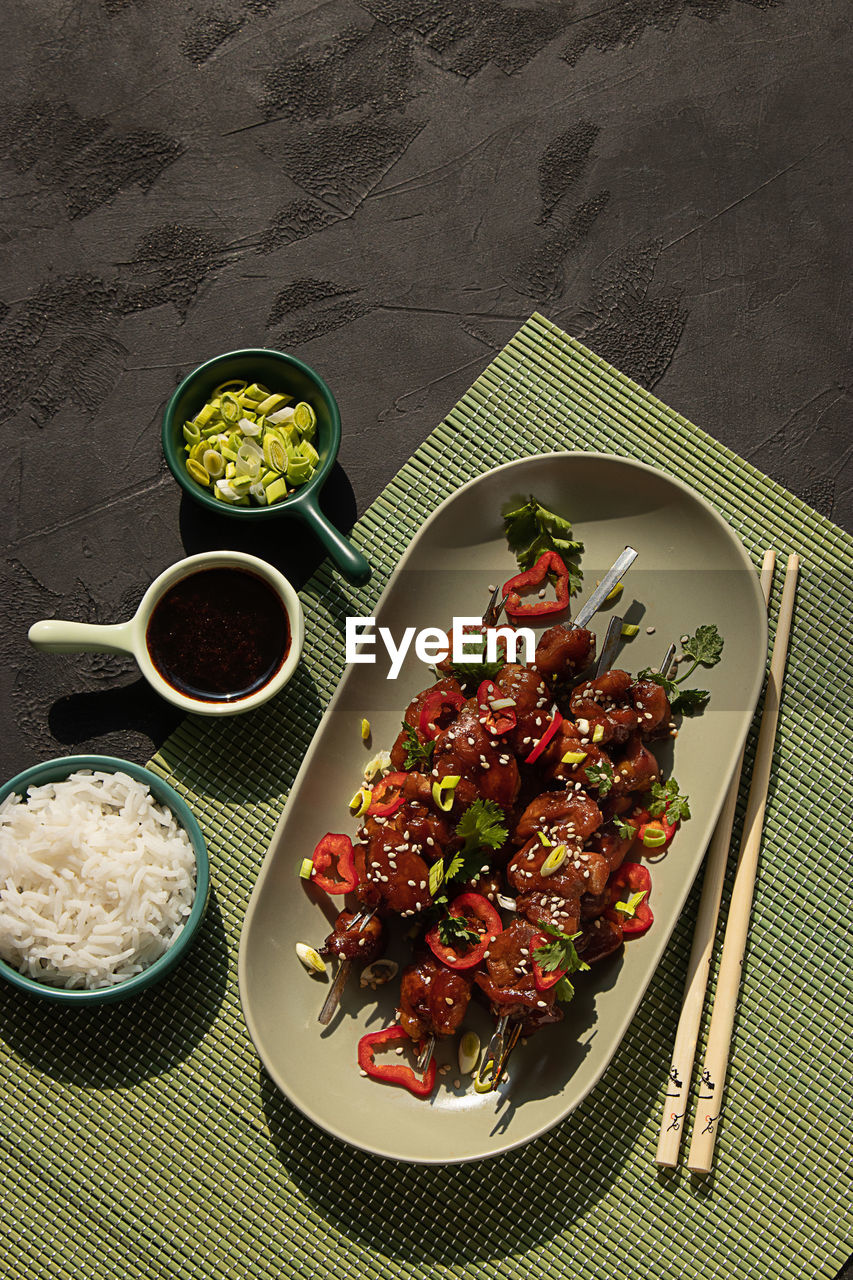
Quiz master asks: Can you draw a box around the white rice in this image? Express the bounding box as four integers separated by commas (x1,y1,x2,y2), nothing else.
0,769,197,990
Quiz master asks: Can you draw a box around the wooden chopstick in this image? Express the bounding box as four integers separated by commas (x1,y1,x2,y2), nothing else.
655,550,777,1167
687,552,800,1174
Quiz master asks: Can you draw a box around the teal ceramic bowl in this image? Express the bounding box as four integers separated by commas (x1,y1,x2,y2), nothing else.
162,348,371,586
0,756,210,1005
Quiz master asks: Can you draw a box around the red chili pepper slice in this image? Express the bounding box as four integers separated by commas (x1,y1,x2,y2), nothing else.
606,861,653,936
311,832,358,895
425,891,503,970
637,811,678,850
530,930,566,991
366,772,408,817
503,550,571,619
524,706,563,764
357,1025,437,1098
476,679,517,736
418,689,467,741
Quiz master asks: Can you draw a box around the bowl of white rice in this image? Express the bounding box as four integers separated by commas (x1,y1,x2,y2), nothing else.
0,756,209,1004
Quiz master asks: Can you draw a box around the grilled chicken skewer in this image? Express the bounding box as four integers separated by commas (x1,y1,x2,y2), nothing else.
318,908,384,1025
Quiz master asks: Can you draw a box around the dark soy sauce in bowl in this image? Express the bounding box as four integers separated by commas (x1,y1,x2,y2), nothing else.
146,568,291,702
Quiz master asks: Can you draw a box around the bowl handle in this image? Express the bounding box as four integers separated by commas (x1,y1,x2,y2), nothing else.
28,619,136,655
299,491,371,586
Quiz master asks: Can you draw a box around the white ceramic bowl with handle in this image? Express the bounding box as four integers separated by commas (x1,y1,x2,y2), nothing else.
28,551,304,716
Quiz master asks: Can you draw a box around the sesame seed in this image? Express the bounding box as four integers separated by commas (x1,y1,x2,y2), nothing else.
646,626,656,634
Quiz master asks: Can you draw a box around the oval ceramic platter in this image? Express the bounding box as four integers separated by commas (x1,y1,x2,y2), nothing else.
238,452,767,1163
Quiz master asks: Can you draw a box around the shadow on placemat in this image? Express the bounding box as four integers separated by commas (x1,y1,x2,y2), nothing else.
0,889,229,1087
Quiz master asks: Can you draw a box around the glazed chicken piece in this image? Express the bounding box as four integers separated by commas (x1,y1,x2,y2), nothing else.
474,918,563,1031
570,670,640,745
630,677,672,737
399,954,473,1041
513,789,602,846
432,701,520,811
390,676,465,770
354,828,432,917
321,909,385,962
534,624,595,681
576,913,624,963
612,733,661,793
540,719,612,787
493,663,553,759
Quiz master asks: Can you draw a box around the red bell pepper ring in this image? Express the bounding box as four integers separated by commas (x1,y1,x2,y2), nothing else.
311,832,358,895
357,1025,437,1098
425,892,503,970
503,550,571,619
476,679,517,736
418,689,467,741
606,861,653,936
524,706,563,765
530,930,566,991
366,772,408,817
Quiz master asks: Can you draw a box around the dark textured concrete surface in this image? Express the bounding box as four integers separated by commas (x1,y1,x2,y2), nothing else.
1,5,851,1276
2,1,850,792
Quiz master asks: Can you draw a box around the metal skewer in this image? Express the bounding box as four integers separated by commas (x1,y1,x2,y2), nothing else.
317,906,378,1024
595,615,624,675
416,1035,436,1072
574,547,638,629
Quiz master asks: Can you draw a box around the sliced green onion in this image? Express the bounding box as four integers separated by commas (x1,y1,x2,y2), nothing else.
592,724,605,743
225,462,236,479
299,858,314,879
432,775,461,812
299,440,320,468
293,401,316,436
428,860,445,896
267,405,295,425
621,623,640,638
214,379,247,396
219,392,241,423
295,942,326,974
263,434,288,472
538,831,553,847
186,458,210,486
249,481,267,504
458,1031,480,1076
561,749,588,765
202,449,225,479
193,402,216,427
605,581,623,602
215,479,241,502
266,476,288,503
540,844,568,876
349,786,371,817
614,889,647,916
361,718,371,741
240,382,269,403
182,423,201,444
254,392,290,416
238,416,263,437
642,828,667,849
286,457,312,485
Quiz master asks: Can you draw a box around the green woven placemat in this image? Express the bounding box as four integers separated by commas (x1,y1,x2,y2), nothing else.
2,314,850,1280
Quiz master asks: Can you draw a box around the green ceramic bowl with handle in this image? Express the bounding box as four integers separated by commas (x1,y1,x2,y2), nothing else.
0,755,210,1006
162,348,371,586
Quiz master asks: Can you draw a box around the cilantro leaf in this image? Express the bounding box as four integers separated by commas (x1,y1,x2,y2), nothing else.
670,687,710,716
502,496,584,593
613,815,636,841
682,624,724,668
401,722,435,771
534,924,590,976
647,777,691,824
455,799,508,855
553,976,577,1002
585,758,614,798
449,640,506,683
637,668,678,698
444,799,508,883
437,913,480,950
